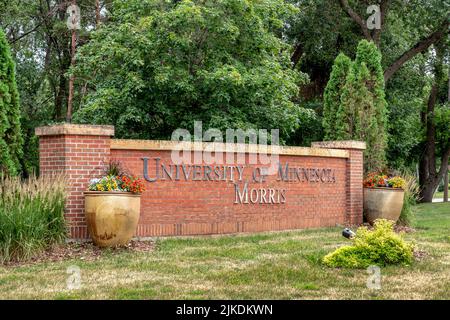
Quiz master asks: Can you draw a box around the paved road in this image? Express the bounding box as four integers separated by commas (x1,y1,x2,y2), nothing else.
432,198,448,203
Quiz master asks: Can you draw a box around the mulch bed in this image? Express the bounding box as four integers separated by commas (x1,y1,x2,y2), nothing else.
2,240,156,268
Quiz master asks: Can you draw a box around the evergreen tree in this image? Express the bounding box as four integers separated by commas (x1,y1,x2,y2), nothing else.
0,28,23,175
322,53,352,140
352,40,387,171
323,40,387,172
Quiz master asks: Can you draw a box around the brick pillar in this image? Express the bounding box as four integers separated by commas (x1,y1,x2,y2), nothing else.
312,141,366,226
35,124,114,239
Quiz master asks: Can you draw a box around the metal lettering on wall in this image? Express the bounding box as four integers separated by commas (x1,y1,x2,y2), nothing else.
142,157,336,204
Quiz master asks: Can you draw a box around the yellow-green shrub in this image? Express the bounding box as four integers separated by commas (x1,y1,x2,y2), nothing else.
323,219,414,268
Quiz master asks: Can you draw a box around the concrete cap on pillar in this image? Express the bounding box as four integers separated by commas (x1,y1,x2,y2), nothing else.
35,124,115,137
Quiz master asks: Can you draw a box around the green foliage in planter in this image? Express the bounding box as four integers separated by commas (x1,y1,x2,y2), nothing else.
105,159,126,177
0,174,67,264
323,219,414,268
0,28,23,175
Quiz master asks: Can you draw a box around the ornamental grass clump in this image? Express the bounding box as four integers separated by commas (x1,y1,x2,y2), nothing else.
323,219,414,268
398,172,420,226
0,173,67,264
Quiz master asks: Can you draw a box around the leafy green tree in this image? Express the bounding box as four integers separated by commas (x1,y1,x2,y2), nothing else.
0,28,23,175
73,0,308,142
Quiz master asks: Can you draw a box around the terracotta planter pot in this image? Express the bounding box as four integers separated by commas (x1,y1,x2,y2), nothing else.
363,187,404,224
84,191,141,247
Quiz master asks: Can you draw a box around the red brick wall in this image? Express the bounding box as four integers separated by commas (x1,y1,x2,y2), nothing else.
111,149,349,237
36,125,364,239
345,149,364,225
38,134,111,238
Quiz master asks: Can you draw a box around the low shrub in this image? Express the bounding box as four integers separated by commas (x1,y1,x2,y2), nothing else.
0,174,67,264
323,219,414,268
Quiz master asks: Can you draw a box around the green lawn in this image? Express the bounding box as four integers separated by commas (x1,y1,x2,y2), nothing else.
0,202,449,300
434,191,443,199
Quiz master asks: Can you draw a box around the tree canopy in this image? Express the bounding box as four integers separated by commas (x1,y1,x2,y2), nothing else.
0,0,449,201
72,0,308,142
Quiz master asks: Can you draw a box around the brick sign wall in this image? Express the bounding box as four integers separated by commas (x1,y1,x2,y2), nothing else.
36,124,365,239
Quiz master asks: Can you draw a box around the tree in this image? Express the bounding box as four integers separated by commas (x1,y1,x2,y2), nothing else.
73,0,308,142
418,42,450,202
1,0,113,175
0,28,23,175
354,39,388,170
324,40,387,172
337,0,449,82
322,53,352,140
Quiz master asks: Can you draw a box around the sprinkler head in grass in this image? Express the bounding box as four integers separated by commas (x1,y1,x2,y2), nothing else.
342,228,356,239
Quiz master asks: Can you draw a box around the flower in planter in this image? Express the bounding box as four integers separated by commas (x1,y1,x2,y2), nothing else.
89,178,101,185
117,175,146,194
88,175,146,194
364,172,406,189
387,176,406,189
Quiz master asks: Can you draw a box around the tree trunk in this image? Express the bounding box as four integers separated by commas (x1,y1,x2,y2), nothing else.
445,69,450,202
338,0,372,41
291,42,303,68
384,20,449,82
444,167,449,202
420,180,438,203
54,72,66,120
96,0,101,27
418,83,438,202
66,28,76,123
419,146,450,203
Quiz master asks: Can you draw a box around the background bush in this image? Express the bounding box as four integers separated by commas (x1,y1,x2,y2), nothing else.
398,172,420,226
0,174,67,264
323,219,414,268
